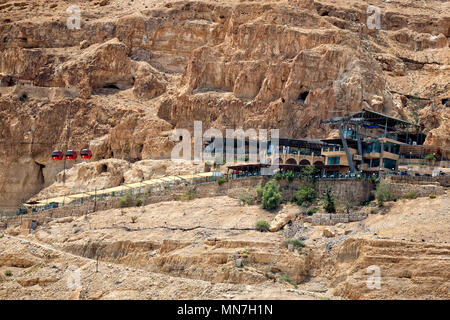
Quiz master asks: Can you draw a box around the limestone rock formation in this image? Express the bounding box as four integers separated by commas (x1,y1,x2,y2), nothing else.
0,0,449,210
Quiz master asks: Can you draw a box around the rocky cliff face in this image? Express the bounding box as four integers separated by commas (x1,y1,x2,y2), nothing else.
0,0,449,211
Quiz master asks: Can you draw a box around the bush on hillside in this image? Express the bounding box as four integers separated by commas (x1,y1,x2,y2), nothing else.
322,186,336,213
295,185,317,206
255,220,270,232
374,183,392,206
260,180,283,210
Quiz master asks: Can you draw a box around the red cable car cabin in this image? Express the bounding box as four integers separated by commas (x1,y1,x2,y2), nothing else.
51,150,63,161
80,149,92,160
65,150,77,160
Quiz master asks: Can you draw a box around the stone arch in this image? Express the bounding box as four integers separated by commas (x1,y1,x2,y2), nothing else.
299,159,311,166
313,161,324,167
286,158,297,165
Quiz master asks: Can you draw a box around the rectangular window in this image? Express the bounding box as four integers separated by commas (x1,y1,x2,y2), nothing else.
382,158,396,170
371,158,380,168
327,156,340,165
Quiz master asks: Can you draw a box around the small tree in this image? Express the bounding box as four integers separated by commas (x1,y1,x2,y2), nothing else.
295,185,317,206
374,183,392,206
260,180,283,210
322,187,336,213
301,165,318,179
135,198,143,207
285,170,295,183
274,172,283,181
344,201,355,214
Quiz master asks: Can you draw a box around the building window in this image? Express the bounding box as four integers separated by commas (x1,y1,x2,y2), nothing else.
327,156,340,165
371,158,380,167
300,148,312,155
364,141,381,154
382,158,396,170
382,142,400,154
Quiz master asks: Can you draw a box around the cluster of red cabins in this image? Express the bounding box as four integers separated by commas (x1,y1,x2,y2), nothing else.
51,149,92,161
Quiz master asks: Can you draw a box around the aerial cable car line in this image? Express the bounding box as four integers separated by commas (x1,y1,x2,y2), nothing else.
47,101,91,183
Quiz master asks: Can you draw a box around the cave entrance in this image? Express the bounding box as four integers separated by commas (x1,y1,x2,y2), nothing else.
103,84,120,90
36,163,45,185
298,90,309,103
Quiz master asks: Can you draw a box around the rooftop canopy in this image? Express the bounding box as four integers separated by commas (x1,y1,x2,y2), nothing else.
350,109,418,128
278,138,325,150
320,138,359,149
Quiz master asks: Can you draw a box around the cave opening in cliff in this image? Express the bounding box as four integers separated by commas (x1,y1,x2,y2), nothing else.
36,163,45,185
298,91,309,102
101,164,108,173
103,84,120,90
320,11,329,16
19,93,28,102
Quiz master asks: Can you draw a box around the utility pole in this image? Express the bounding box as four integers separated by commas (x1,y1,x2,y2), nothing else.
62,100,72,184
339,122,356,173
93,187,97,212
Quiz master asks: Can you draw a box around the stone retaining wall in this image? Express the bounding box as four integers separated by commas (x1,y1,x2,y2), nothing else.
1,177,373,229
389,183,445,199
304,213,368,226
384,175,450,187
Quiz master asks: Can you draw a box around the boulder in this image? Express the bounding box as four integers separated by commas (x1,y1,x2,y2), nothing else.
269,208,298,232
323,227,336,238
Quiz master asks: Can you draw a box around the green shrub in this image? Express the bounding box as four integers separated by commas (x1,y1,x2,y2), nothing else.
283,239,305,250
118,193,133,208
306,207,319,216
295,185,317,206
274,172,283,181
370,208,378,214
424,154,436,161
135,198,143,207
256,185,263,199
217,177,227,185
404,192,417,199
344,201,355,214
260,180,283,210
4,270,12,277
374,183,392,206
239,193,254,205
279,274,297,288
180,189,196,201
285,170,295,183
429,194,437,199
255,220,270,232
301,165,318,179
370,174,379,185
322,187,336,213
